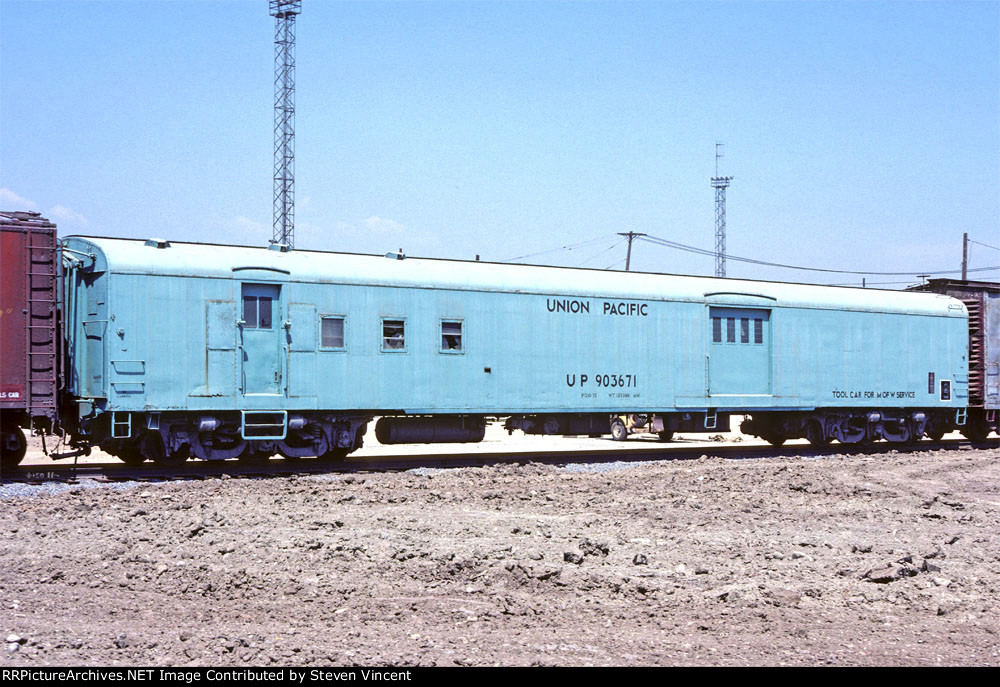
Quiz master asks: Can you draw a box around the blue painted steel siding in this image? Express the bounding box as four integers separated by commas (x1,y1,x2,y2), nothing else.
66,237,969,417
770,308,966,409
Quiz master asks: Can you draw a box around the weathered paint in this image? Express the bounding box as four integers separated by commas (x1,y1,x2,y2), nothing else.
61,236,971,421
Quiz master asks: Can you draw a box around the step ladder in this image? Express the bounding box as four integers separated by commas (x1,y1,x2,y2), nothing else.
24,227,59,427
963,296,985,406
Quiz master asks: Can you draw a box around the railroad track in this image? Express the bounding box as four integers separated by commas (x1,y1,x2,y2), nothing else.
3,437,994,484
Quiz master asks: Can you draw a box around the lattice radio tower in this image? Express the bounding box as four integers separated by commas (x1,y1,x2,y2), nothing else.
270,1,301,248
711,143,733,278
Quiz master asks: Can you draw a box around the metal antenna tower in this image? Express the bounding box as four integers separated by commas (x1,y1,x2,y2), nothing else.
711,143,733,278
270,0,302,249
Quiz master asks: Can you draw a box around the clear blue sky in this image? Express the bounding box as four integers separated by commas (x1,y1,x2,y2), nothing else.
2,0,998,286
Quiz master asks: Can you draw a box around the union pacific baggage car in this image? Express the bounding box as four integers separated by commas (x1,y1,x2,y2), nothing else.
50,234,974,465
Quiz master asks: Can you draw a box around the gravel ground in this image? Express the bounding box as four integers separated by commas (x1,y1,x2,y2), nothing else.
2,440,999,666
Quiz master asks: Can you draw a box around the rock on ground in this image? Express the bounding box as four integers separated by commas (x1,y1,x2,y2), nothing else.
2,446,999,666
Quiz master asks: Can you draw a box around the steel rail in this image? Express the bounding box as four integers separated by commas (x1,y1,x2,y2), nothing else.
3,437,994,484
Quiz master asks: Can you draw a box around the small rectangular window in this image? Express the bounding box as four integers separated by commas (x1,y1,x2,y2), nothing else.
740,318,749,344
940,380,951,401
240,284,279,330
726,317,735,343
321,317,345,349
382,319,405,351
712,317,722,343
928,372,935,394
754,318,763,344
257,297,272,329
441,320,463,352
243,296,257,329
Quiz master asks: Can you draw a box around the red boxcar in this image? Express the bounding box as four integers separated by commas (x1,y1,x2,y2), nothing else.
1,211,59,468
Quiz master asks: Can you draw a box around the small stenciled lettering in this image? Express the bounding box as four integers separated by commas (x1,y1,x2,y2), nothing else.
567,373,637,388
832,389,916,400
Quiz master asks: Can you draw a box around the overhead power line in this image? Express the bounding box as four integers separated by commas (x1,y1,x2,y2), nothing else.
499,234,619,263
499,233,999,280
970,239,1000,251
827,270,1000,287
575,239,626,268
638,234,1000,277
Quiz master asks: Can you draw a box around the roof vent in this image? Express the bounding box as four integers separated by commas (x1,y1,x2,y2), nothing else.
385,249,405,260
268,242,290,252
144,238,170,249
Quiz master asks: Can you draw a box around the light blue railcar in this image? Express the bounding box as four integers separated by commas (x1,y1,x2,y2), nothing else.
60,236,970,463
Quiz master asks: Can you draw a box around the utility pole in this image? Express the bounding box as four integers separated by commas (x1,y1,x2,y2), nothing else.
711,143,733,278
962,232,968,281
618,232,646,271
271,0,302,249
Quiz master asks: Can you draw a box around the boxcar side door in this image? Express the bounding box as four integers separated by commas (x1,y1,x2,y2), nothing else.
708,307,772,396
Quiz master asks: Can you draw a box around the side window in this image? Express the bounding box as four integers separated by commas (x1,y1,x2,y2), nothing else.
258,297,272,329
726,317,736,343
242,296,272,328
441,320,463,352
243,295,258,328
382,319,405,351
712,317,722,343
321,316,345,349
740,318,749,344
241,285,277,329
754,318,763,344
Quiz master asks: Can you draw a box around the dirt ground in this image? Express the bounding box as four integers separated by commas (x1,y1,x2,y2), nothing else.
2,429,999,666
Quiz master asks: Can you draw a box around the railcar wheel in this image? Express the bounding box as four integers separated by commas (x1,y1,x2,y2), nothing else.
141,432,189,467
117,446,147,467
318,447,350,461
1,425,28,470
962,417,991,444
925,428,946,442
764,434,786,447
238,447,272,465
657,431,674,442
805,421,829,447
610,419,628,442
